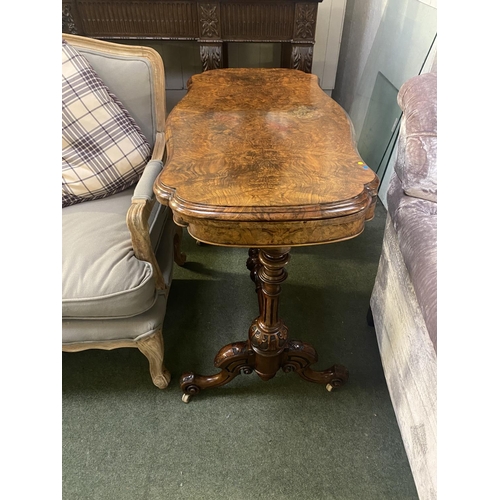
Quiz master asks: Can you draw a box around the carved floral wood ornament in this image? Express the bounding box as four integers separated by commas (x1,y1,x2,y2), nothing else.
154,68,379,401
199,4,220,38
295,3,317,39
62,5,77,34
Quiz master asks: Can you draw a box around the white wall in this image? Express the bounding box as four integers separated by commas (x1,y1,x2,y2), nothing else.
312,0,348,91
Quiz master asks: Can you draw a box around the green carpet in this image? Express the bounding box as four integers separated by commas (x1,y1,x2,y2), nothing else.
62,200,419,499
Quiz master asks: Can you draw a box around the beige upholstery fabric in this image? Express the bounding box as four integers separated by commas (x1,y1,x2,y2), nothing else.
62,188,155,318
62,293,167,343
75,48,158,146
62,188,172,319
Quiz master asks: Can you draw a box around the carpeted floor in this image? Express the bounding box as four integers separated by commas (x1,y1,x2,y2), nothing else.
62,200,419,499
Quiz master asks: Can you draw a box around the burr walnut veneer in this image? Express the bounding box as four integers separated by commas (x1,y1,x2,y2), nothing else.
62,0,323,72
154,68,379,401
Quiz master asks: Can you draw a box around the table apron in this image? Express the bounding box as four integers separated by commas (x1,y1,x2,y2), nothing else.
173,211,371,247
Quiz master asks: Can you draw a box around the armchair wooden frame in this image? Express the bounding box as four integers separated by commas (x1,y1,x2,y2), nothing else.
62,34,185,389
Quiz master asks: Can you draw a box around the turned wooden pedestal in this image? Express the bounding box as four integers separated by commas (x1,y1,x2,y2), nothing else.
154,68,379,402
180,247,348,401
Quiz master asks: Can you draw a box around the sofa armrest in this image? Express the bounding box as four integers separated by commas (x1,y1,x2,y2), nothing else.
395,72,437,203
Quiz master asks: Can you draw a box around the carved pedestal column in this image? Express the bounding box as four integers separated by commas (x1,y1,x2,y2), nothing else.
248,248,290,380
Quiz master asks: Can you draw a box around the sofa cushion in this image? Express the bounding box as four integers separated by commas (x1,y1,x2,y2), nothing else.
62,39,151,207
395,72,437,203
62,188,157,319
387,175,437,351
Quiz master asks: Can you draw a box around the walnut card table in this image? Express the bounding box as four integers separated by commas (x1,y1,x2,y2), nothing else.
153,68,379,402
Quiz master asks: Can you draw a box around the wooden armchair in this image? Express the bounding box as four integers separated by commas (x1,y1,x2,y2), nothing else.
62,34,185,388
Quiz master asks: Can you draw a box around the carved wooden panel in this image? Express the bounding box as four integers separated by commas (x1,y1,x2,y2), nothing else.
77,1,199,37
62,4,78,34
220,3,295,40
62,0,324,72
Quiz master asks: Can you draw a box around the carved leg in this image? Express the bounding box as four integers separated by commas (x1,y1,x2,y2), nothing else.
173,225,187,266
137,329,171,389
282,340,349,391
180,248,290,402
246,248,261,283
180,342,255,402
246,248,263,313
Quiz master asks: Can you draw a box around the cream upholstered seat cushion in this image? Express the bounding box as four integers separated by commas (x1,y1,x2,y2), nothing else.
62,188,158,319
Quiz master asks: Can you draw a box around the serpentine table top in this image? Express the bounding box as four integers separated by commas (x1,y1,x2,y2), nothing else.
153,68,379,402
154,68,378,247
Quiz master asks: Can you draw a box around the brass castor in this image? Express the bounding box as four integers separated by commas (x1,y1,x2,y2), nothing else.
182,393,192,403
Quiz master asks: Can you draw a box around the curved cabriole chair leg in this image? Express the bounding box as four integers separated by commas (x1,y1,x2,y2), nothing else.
137,329,171,389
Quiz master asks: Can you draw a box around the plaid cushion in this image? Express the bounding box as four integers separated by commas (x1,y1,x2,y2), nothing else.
62,39,151,207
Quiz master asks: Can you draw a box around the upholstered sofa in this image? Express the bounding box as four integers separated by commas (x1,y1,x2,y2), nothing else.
62,35,185,388
369,71,437,500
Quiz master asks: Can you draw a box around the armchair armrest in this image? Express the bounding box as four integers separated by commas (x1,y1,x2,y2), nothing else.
127,134,167,290
132,159,163,202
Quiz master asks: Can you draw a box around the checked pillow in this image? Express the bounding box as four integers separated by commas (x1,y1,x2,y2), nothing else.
62,39,151,207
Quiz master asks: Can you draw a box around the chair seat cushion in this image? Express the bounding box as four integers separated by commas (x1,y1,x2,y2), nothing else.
62,188,157,319
62,292,167,343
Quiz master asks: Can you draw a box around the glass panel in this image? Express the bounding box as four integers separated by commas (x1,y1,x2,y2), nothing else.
347,0,437,201
357,71,400,177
